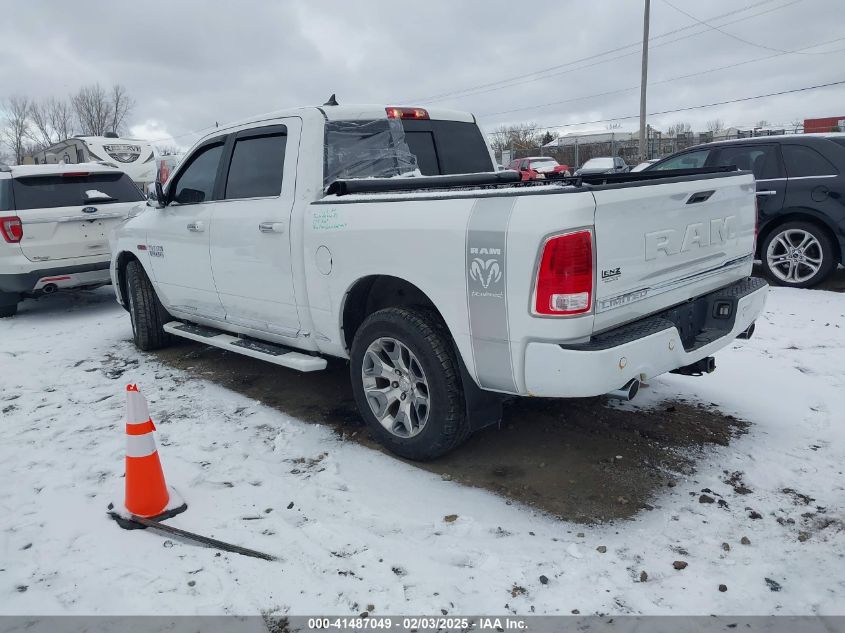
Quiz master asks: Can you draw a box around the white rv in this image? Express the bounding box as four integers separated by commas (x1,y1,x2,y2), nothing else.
31,133,156,188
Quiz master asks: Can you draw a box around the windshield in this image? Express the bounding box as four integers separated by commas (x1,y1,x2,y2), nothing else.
11,173,144,210
582,157,613,169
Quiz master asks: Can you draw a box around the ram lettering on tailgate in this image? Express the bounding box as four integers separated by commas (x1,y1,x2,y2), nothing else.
644,216,736,260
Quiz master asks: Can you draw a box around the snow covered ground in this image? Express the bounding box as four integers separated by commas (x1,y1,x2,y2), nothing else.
1,286,843,616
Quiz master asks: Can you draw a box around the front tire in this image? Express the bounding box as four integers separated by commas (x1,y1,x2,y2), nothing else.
350,307,469,461
761,221,836,288
0,303,18,318
126,260,172,350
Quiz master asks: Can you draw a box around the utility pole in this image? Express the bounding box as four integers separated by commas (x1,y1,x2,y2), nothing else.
638,0,650,160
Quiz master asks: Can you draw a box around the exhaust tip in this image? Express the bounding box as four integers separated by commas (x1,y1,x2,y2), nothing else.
607,378,640,401
42,283,57,294
737,322,755,340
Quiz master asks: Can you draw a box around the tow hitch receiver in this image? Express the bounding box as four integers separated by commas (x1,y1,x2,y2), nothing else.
671,356,716,377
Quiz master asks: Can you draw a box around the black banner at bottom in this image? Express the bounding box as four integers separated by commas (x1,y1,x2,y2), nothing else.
1,616,844,633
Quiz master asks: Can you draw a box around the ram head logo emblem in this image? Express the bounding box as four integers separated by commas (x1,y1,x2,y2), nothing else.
470,257,503,289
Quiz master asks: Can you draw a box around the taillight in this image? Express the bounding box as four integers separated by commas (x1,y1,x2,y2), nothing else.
534,230,593,315
1,216,23,243
386,107,429,120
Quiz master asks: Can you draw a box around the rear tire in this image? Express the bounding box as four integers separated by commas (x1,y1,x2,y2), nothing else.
761,221,836,288
126,260,172,350
350,307,469,461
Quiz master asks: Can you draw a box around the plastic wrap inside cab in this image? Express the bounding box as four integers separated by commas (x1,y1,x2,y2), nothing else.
324,118,419,188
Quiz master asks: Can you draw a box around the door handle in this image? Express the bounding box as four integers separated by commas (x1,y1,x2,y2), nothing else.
686,190,715,204
186,221,205,232
259,222,285,233
756,190,778,196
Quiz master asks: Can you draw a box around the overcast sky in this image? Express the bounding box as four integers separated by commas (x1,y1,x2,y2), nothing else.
2,0,844,149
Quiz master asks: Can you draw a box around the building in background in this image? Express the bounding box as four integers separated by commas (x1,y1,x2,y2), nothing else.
804,116,845,133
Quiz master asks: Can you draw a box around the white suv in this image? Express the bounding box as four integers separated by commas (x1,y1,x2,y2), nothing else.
0,162,145,317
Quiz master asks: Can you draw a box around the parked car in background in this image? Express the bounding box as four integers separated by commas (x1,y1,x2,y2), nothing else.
508,156,571,180
631,159,659,172
0,163,144,317
29,133,156,190
646,134,845,288
156,153,185,184
575,156,629,175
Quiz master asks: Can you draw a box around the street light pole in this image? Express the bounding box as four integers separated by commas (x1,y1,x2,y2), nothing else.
638,0,650,160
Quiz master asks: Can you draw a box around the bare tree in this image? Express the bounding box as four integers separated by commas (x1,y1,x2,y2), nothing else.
73,83,113,136
49,97,75,140
706,118,725,133
72,83,136,136
154,144,181,156
489,122,543,153
109,84,135,136
755,119,770,128
666,121,692,137
1,95,32,164
28,97,76,149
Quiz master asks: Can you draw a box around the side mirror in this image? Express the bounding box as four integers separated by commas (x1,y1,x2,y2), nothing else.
155,180,166,206
146,182,166,208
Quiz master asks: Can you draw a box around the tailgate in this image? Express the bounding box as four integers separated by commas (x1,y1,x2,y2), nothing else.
12,172,142,262
592,172,757,332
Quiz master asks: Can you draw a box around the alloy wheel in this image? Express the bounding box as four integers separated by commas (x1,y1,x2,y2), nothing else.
361,337,430,438
766,228,823,284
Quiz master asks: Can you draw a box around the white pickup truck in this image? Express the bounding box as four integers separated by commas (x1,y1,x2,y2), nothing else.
110,103,767,460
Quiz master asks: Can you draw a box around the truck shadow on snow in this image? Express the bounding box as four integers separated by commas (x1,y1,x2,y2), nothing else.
152,342,748,524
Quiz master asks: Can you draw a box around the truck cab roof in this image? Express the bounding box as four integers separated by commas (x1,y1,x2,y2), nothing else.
205,104,476,139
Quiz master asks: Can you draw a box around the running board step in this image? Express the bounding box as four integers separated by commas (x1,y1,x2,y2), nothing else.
163,321,327,372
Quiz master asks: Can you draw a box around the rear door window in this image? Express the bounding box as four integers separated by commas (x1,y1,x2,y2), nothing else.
171,143,224,204
11,173,143,210
782,144,838,177
711,144,781,179
224,131,287,199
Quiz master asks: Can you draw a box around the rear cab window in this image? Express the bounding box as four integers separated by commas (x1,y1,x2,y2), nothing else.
324,117,493,185
10,173,144,210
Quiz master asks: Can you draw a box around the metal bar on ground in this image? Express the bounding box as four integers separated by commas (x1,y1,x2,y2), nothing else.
111,513,278,562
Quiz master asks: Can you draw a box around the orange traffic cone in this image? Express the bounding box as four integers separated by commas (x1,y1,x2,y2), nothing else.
110,384,186,529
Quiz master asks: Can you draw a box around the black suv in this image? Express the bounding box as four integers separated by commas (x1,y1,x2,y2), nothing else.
646,134,845,288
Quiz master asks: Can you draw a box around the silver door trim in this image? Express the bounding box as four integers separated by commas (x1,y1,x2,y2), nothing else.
23,212,126,224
